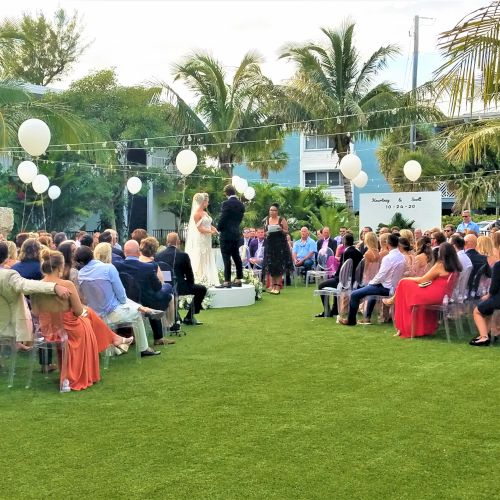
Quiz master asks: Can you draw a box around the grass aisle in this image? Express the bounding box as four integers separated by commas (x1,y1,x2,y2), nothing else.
1,286,500,499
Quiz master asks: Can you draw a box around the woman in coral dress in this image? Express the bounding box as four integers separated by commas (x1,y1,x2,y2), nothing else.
392,243,462,338
33,249,132,391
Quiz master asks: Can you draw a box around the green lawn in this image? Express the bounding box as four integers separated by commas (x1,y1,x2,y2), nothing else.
1,286,499,499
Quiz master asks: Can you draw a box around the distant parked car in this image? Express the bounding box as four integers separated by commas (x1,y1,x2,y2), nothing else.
478,220,496,235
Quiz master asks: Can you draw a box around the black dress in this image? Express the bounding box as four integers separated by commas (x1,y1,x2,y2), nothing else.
263,216,293,278
477,261,500,316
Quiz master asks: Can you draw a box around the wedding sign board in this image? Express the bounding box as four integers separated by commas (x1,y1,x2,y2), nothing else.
359,191,442,231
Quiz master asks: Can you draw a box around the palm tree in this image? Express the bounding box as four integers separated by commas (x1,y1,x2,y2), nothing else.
162,52,283,178
279,22,442,210
434,2,500,163
246,150,288,181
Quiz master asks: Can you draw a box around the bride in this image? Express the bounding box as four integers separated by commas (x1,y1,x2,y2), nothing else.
185,192,220,286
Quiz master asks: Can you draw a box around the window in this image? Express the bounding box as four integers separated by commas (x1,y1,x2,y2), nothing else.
304,170,343,188
304,135,334,150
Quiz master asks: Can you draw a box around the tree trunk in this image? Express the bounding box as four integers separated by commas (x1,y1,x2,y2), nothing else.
335,135,353,211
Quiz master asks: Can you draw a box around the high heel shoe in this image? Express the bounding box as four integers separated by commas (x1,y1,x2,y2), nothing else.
469,337,491,346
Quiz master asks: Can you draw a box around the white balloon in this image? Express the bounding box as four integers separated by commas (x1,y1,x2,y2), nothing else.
353,171,368,188
32,174,50,194
18,119,51,157
17,160,38,183
339,154,362,180
231,175,241,187
127,176,142,195
235,178,248,194
48,185,61,200
244,186,256,200
175,149,197,176
403,160,422,182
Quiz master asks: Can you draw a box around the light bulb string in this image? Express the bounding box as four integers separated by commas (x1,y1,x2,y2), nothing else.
5,99,498,151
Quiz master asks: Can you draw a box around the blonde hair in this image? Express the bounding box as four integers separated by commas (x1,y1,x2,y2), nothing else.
6,241,17,260
399,229,414,248
364,231,379,251
379,233,390,247
194,192,209,205
477,235,494,257
93,242,112,264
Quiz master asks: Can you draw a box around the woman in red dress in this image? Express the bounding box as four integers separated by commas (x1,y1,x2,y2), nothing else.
33,249,132,391
392,243,462,338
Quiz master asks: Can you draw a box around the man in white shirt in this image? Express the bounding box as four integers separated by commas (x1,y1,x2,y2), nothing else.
450,234,472,271
340,233,406,326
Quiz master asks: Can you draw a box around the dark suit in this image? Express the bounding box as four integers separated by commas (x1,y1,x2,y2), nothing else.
466,248,488,292
317,245,363,316
112,247,125,259
217,195,245,282
115,257,172,310
477,261,500,315
316,237,337,255
156,246,207,316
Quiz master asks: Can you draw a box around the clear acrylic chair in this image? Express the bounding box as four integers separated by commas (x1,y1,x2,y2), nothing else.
410,272,460,342
27,295,70,393
306,247,333,287
313,259,353,318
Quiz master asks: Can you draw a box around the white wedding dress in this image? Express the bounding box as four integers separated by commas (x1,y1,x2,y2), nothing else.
185,214,220,286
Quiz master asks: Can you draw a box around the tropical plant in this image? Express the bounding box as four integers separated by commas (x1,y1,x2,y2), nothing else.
308,205,358,236
279,21,442,210
162,52,285,177
377,212,414,230
376,126,451,191
434,2,500,164
0,9,89,85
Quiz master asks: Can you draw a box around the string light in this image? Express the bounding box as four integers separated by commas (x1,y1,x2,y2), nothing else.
144,138,149,146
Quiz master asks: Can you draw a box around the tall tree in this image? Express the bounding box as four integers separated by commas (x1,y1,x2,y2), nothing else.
280,22,442,210
162,52,284,178
0,9,89,85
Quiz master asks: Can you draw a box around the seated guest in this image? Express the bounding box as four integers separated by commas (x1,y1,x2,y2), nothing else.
469,261,500,346
450,235,472,272
363,231,380,284
74,231,87,247
248,228,265,268
3,241,18,269
413,236,433,276
79,234,94,248
131,228,148,245
399,229,414,250
99,230,124,263
292,227,316,274
477,235,498,268
140,236,177,342
38,234,54,249
53,232,67,248
334,227,347,245
156,232,207,326
391,243,462,338
315,233,362,318
414,228,423,241
105,228,123,252
76,246,161,357
115,240,176,338
391,226,400,234
339,233,405,326
317,226,337,256
239,228,254,248
34,248,133,391
465,234,488,293
15,232,30,250
94,242,112,264
11,238,42,280
443,224,455,242
399,237,415,277
431,231,446,262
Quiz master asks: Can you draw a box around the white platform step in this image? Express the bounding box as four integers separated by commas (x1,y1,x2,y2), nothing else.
208,283,255,309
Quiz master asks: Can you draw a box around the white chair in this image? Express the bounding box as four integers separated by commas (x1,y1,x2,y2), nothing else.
306,247,333,287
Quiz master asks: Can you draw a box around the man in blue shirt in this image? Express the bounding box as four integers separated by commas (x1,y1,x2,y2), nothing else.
457,210,480,234
76,245,161,357
292,227,316,273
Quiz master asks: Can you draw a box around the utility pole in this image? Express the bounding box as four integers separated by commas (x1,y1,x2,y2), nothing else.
410,15,419,151
410,15,433,151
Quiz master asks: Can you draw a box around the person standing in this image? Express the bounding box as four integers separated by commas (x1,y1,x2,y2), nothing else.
217,185,245,288
262,203,293,294
457,210,480,234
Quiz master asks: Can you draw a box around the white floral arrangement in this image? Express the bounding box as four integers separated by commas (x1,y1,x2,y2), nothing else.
216,269,263,300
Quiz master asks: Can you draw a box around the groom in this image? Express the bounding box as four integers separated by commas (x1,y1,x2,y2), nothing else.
217,184,245,288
